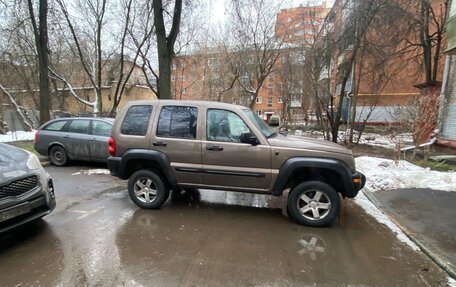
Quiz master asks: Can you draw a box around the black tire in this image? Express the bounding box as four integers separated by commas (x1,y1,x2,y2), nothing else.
287,181,340,227
128,169,170,209
49,146,69,166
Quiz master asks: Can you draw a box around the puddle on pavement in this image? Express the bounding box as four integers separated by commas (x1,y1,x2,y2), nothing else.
114,190,450,287
0,188,451,287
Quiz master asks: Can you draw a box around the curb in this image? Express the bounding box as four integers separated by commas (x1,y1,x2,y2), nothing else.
361,188,456,280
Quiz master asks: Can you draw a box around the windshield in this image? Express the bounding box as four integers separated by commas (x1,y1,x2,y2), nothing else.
242,109,275,138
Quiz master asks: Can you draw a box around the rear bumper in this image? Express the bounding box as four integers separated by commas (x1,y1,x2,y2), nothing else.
107,156,122,178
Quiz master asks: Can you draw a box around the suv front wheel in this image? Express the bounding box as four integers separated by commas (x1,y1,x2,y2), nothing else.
128,170,170,209
287,181,340,227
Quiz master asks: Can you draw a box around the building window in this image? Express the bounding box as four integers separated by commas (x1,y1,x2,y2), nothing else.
182,88,187,94
268,97,273,107
268,73,274,80
256,110,262,116
181,75,186,81
256,97,262,104
181,63,187,69
171,75,176,81
172,63,176,70
278,97,283,104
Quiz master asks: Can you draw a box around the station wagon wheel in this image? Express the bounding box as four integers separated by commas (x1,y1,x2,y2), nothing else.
287,181,340,227
49,146,69,166
128,169,169,209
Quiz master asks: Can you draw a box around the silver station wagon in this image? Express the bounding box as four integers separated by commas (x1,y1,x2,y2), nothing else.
34,117,114,166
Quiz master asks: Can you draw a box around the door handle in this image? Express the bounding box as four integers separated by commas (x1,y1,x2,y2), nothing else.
206,145,223,151
90,138,96,141
153,141,167,147
63,135,70,139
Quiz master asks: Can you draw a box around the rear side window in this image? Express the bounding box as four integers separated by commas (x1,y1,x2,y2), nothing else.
92,121,112,137
157,106,197,139
121,105,153,136
67,120,90,134
44,120,67,131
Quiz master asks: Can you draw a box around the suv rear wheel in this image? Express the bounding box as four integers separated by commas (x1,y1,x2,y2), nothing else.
128,169,170,209
287,181,340,227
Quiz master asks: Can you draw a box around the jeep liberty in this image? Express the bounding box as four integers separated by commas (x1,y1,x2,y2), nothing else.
107,100,365,226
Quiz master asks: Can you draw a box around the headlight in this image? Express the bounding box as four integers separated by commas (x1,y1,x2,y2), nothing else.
26,151,43,170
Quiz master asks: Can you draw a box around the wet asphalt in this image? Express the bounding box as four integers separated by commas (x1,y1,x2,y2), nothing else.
0,164,452,286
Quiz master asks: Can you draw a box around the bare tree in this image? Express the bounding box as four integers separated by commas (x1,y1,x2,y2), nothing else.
152,0,182,99
228,0,284,109
108,0,155,116
51,0,108,116
27,0,50,124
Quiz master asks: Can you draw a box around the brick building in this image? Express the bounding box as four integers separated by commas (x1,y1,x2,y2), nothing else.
171,2,329,122
321,0,445,125
275,2,330,46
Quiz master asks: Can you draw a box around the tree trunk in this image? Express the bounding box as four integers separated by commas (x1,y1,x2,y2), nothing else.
152,0,182,99
158,52,172,99
331,76,348,143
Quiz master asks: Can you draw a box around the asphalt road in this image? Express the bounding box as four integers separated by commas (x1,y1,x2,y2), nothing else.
0,164,452,286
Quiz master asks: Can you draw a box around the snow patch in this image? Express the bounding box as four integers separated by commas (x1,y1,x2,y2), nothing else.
448,277,456,287
356,156,456,192
72,169,110,176
0,130,36,142
354,192,420,251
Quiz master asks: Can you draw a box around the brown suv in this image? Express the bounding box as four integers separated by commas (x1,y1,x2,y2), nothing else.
107,100,365,226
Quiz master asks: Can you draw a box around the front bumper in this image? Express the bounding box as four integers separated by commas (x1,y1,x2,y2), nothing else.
0,169,56,233
352,171,366,193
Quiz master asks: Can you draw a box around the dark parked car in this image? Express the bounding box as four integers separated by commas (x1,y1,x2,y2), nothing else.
0,143,56,233
34,117,114,166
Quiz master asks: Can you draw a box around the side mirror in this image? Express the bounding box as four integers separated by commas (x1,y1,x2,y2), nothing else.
240,132,260,146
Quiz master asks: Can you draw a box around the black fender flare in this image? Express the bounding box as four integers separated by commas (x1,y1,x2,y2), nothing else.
272,157,356,197
117,149,177,187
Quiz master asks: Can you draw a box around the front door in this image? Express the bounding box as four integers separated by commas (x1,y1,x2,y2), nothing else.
202,109,271,191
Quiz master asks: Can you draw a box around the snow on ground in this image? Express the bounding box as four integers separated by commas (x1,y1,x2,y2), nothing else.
354,192,420,251
0,130,36,142
72,169,110,176
295,130,413,149
356,156,456,192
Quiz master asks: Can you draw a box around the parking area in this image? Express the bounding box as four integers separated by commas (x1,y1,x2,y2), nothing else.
0,164,451,286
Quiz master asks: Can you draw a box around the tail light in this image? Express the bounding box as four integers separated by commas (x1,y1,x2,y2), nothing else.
34,130,39,144
108,137,116,156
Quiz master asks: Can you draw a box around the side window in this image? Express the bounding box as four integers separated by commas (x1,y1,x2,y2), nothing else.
44,120,67,131
92,121,112,137
121,105,153,136
157,106,198,139
67,120,90,134
207,109,250,142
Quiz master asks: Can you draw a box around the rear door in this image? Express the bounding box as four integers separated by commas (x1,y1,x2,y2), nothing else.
89,120,112,161
63,119,91,160
151,104,202,185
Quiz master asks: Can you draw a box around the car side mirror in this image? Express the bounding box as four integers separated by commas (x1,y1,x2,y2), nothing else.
240,132,260,146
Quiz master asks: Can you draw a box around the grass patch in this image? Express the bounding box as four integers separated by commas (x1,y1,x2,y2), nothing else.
409,158,456,172
6,140,39,156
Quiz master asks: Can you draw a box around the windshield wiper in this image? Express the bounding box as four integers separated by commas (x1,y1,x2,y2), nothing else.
267,132,278,139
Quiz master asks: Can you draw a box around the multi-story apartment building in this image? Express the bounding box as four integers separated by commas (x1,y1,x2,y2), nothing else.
171,3,328,123
275,2,330,46
322,0,445,125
